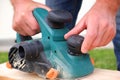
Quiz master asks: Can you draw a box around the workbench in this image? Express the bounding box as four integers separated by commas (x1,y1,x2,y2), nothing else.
0,63,120,80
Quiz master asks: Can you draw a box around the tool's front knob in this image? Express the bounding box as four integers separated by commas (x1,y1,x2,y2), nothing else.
67,34,84,56
46,10,72,29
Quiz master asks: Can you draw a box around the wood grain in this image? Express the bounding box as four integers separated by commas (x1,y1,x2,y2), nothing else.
0,63,120,80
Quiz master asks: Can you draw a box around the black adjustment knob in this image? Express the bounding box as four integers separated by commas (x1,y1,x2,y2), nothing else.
67,34,84,56
46,10,73,29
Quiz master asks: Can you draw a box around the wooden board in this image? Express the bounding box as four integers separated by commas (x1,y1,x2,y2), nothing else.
0,63,120,80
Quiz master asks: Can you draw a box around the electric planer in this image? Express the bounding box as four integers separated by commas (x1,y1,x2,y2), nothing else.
8,8,94,80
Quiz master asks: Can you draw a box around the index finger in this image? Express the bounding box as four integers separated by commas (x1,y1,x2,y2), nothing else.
81,21,98,53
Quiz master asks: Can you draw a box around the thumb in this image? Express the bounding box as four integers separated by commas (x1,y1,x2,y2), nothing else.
33,2,51,11
38,3,51,11
64,18,86,39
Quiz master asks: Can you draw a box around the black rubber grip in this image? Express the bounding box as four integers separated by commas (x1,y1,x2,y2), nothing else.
67,34,84,56
46,10,73,29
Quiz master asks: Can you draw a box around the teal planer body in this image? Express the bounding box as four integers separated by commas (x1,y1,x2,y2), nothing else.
8,8,94,79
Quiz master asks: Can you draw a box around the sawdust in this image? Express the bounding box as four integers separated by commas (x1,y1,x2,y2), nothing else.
0,76,14,80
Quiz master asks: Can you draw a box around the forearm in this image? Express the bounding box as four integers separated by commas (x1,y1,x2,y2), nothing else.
96,0,120,15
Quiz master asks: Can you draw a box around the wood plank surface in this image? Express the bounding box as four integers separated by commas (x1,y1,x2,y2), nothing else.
0,63,120,80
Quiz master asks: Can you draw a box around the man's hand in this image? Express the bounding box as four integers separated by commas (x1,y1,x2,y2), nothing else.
65,0,120,53
11,0,51,36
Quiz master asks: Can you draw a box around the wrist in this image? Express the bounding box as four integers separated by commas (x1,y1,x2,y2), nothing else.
96,0,120,15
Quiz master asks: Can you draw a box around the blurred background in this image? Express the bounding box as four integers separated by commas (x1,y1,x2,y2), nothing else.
0,0,116,70
0,0,113,52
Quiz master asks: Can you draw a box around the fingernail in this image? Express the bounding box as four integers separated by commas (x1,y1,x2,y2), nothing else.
64,34,68,39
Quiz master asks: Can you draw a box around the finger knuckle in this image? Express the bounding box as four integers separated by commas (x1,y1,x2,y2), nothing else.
12,24,18,30
12,19,21,30
102,42,109,46
30,32,36,36
21,12,26,18
31,25,39,31
92,42,98,48
87,32,97,39
109,25,116,35
101,20,109,28
113,30,116,37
